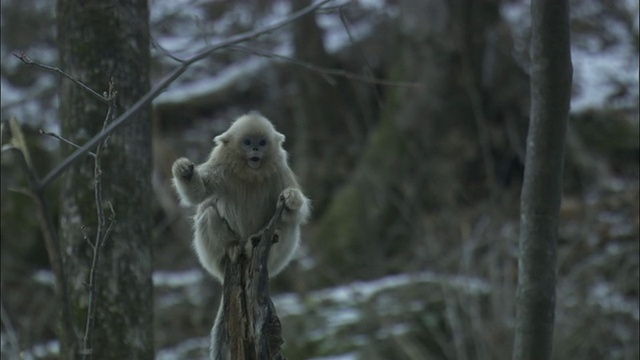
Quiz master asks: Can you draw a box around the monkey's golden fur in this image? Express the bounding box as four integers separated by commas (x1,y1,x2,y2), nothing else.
172,112,311,282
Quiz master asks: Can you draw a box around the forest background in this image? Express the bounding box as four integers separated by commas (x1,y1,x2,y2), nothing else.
1,0,638,359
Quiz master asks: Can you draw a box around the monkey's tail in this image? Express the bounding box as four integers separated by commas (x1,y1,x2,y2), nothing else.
209,298,227,360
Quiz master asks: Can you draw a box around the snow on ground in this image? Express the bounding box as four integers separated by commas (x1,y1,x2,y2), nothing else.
307,352,359,360
153,269,204,287
21,268,489,359
155,337,209,360
279,270,491,307
273,270,491,343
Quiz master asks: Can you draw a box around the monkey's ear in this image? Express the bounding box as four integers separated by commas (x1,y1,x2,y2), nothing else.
214,133,230,145
275,132,285,144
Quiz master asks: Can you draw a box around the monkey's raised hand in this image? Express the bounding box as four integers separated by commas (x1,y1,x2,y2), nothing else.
172,157,207,206
172,157,195,181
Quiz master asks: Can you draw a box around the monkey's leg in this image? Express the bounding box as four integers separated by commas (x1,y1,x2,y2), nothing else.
194,199,242,281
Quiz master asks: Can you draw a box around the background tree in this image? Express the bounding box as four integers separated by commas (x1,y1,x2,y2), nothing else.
57,0,153,358
513,0,572,359
310,0,525,285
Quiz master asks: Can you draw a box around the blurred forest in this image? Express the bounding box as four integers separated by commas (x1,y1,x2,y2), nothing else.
1,0,638,359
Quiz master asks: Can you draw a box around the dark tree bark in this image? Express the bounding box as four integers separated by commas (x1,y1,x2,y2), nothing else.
57,1,153,359
212,203,287,360
512,0,572,359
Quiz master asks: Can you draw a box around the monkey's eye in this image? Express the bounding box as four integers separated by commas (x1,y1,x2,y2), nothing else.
259,139,267,147
243,139,251,146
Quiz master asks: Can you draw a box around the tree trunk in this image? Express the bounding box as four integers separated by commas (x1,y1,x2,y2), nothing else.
512,0,572,359
57,1,154,358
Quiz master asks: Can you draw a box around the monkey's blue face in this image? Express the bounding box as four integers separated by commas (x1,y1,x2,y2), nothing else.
241,136,269,169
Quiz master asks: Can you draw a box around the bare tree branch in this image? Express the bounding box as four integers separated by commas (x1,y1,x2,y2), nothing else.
36,0,333,191
13,53,110,103
228,46,421,88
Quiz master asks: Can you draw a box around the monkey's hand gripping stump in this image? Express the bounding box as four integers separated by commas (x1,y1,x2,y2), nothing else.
213,198,287,360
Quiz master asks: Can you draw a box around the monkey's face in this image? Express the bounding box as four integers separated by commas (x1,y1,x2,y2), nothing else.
240,135,269,169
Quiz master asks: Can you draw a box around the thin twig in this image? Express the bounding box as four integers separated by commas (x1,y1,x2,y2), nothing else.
454,19,498,197
13,53,109,103
81,80,118,360
39,130,97,157
0,300,21,358
338,7,377,82
229,46,421,88
338,6,385,106
37,0,333,191
81,225,94,250
151,38,187,63
102,204,116,249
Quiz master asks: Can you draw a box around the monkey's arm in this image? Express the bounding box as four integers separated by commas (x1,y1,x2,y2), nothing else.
171,157,209,206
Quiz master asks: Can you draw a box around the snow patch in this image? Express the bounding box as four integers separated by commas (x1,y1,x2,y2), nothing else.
307,352,359,360
153,269,204,288
156,336,209,360
589,282,640,320
31,269,56,286
153,57,267,106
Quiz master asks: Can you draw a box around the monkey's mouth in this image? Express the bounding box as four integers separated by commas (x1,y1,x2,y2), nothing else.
248,156,261,169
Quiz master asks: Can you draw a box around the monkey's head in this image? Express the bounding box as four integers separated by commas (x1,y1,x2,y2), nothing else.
213,112,287,177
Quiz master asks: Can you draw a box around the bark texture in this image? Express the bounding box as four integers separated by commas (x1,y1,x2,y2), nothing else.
212,203,286,360
57,1,153,358
513,0,572,359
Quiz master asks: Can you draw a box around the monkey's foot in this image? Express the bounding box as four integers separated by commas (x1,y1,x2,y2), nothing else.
172,157,194,181
226,242,243,263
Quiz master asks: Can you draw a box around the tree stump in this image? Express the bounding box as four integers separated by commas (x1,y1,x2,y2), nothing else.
212,201,287,360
